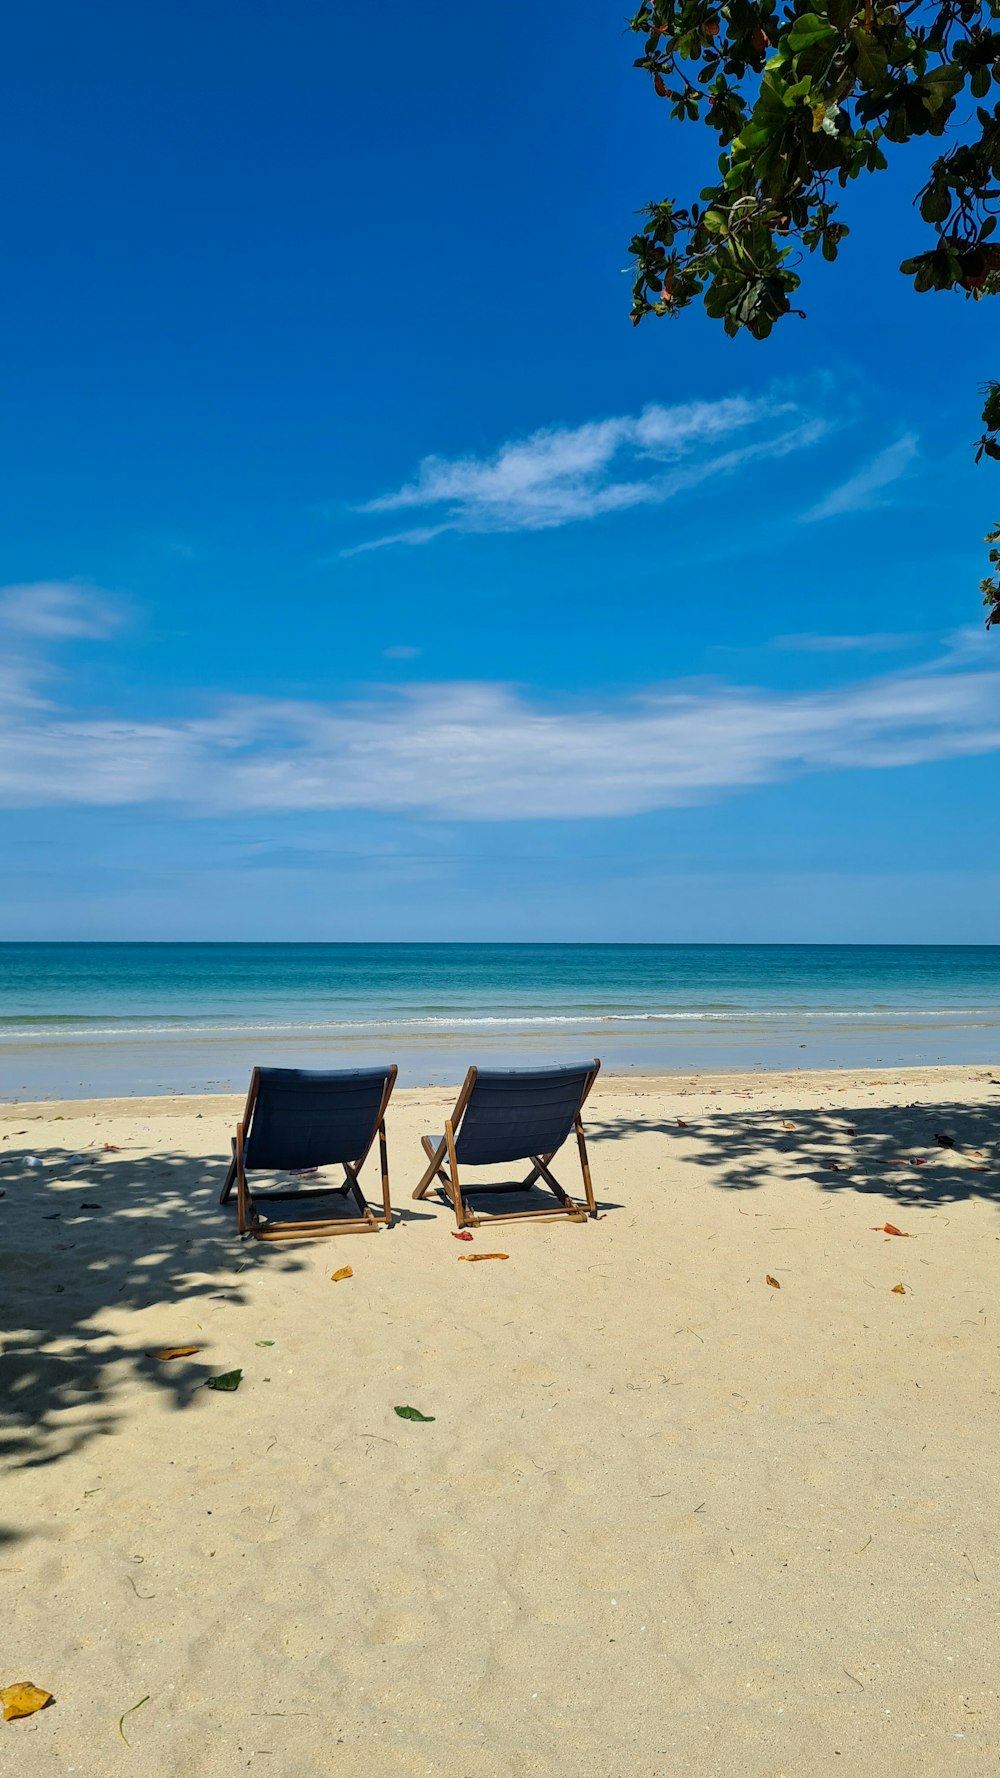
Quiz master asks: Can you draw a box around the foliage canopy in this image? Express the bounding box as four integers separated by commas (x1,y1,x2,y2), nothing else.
627,0,1000,620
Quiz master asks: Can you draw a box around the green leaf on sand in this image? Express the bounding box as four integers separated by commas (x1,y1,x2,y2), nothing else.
205,1369,243,1392
394,1404,435,1422
118,1695,150,1745
255,1340,274,1347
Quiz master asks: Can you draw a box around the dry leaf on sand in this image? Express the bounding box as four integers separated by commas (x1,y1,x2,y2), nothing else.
2,1683,52,1721
872,1223,910,1237
765,1275,781,1290
331,1266,353,1282
458,1253,509,1263
891,1283,907,1295
147,1345,201,1361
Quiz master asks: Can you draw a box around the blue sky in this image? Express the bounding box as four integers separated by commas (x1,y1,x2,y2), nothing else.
2,0,999,941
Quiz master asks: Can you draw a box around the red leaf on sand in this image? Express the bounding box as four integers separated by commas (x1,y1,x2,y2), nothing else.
872,1223,909,1237
451,1231,473,1241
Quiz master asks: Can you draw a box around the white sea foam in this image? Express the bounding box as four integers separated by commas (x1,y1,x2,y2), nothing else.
1,1007,998,1042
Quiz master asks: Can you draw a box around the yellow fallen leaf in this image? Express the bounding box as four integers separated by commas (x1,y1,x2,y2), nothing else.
331,1266,353,1282
458,1253,509,1262
2,1682,52,1721
147,1346,201,1361
765,1275,781,1290
781,1121,796,1131
891,1283,906,1295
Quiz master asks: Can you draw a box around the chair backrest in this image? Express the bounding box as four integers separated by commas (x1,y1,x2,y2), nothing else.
243,1066,395,1172
454,1061,598,1166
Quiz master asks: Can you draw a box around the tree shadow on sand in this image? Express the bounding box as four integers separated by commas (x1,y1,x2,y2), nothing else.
0,1140,307,1475
587,1079,1000,1209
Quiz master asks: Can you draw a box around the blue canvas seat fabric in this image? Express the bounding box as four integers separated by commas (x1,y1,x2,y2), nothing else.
451,1063,597,1165
244,1067,394,1173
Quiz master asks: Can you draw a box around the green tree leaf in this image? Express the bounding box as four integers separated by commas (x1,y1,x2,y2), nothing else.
788,13,838,52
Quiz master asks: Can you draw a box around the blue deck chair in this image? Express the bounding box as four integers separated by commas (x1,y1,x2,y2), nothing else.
413,1059,601,1228
220,1065,398,1240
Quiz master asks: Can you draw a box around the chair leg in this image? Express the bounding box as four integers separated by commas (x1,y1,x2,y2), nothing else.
378,1120,393,1225
575,1118,596,1216
338,1161,380,1230
220,1137,237,1206
340,1160,367,1218
445,1122,476,1228
414,1135,450,1199
530,1155,584,1216
236,1164,254,1237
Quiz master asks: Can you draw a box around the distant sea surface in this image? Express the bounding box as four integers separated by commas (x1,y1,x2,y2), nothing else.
2,942,999,1099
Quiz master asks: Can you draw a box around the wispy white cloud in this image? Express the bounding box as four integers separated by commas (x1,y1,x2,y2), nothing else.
937,624,999,666
346,393,828,551
0,581,122,641
2,646,998,819
804,434,919,523
773,632,917,654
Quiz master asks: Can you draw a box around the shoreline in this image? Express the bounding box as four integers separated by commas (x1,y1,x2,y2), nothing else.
3,1026,999,1102
3,1058,1000,1119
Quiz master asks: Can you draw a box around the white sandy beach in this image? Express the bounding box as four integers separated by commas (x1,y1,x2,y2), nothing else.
2,1064,1000,1775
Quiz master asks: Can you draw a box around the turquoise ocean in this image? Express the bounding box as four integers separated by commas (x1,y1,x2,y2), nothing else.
1,943,1000,1099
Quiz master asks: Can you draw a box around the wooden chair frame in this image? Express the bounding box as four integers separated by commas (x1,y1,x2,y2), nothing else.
413,1062,600,1228
220,1065,397,1241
